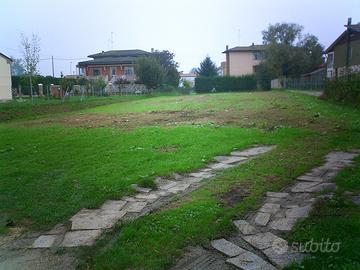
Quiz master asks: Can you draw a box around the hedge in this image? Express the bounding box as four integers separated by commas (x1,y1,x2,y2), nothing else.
195,75,257,93
11,75,62,88
324,74,360,105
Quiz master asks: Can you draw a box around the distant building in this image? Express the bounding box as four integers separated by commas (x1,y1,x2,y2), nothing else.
180,72,197,87
222,43,266,76
0,52,13,101
77,49,151,82
325,18,360,78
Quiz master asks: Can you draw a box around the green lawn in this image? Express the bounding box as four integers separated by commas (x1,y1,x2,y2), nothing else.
1,90,360,269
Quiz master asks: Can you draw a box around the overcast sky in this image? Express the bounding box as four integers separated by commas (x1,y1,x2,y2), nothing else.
0,0,359,76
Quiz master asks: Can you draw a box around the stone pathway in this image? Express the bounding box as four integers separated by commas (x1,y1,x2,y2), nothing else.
0,146,275,269
171,150,359,270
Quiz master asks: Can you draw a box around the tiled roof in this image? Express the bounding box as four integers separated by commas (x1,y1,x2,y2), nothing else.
88,49,150,58
223,44,267,53
78,49,151,67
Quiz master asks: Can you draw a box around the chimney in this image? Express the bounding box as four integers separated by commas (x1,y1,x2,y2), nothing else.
347,17,352,26
151,48,154,53
226,45,229,51
251,42,254,46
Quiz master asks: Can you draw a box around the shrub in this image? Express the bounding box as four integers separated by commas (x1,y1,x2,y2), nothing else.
195,75,257,93
324,74,360,105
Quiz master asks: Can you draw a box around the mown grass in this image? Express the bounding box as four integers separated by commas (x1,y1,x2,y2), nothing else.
0,124,304,232
0,95,146,121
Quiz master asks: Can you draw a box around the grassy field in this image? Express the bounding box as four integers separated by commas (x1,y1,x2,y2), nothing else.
1,91,360,269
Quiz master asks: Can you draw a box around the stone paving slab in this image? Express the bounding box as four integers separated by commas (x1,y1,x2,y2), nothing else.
266,192,289,198
297,175,324,182
100,200,127,211
269,218,297,231
32,235,59,248
135,193,159,200
211,238,246,257
254,212,271,226
189,171,214,179
207,162,235,170
233,220,257,235
122,201,147,212
263,247,305,268
243,232,287,250
285,205,311,218
214,156,248,164
170,246,236,270
226,251,276,270
168,182,191,193
71,210,127,230
258,203,280,214
290,181,320,193
61,230,102,247
158,180,178,190
230,146,275,157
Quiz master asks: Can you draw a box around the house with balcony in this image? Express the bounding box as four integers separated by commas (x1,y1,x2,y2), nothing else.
222,43,266,76
77,49,151,82
325,18,360,78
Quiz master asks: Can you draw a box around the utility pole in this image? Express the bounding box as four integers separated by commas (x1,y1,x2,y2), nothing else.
51,56,55,77
345,17,352,76
345,17,352,81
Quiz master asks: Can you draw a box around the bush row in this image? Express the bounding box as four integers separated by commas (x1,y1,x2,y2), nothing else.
324,74,360,105
195,75,257,93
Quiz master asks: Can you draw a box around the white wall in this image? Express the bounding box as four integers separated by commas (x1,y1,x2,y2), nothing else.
0,56,12,101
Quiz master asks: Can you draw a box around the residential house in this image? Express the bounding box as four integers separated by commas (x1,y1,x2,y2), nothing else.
179,72,197,87
0,52,12,101
77,49,151,82
222,43,266,76
325,18,360,78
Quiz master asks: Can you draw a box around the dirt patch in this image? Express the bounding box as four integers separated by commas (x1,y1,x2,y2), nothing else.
218,184,251,207
19,103,342,133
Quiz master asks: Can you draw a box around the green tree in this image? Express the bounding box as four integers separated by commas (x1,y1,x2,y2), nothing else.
135,57,164,89
11,58,25,75
196,56,218,77
152,50,180,87
260,22,324,79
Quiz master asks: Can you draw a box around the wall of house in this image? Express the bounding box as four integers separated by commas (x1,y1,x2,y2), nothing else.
228,51,262,76
334,36,360,68
85,65,136,81
0,56,12,101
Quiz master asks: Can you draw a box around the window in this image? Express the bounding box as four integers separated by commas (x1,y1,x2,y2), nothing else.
252,51,264,60
124,67,134,76
327,52,334,68
93,68,101,76
111,67,116,76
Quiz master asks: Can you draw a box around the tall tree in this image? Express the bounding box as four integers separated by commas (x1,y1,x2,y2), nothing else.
21,34,40,100
135,57,164,89
10,57,25,75
197,56,218,77
261,23,324,77
152,50,180,87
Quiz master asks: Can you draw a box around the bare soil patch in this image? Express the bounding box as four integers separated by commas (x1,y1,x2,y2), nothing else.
20,105,340,133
